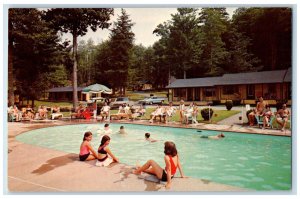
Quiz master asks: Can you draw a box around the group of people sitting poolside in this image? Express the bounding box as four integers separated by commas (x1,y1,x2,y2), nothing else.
78,124,186,189
8,104,62,121
108,103,146,121
148,100,199,124
247,97,290,131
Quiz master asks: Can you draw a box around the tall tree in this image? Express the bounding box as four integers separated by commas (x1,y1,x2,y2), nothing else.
127,44,147,90
199,8,229,76
223,27,261,73
232,8,292,71
9,8,65,106
169,8,201,79
94,40,111,86
108,8,135,95
43,8,114,107
77,39,97,86
154,8,202,79
8,9,21,106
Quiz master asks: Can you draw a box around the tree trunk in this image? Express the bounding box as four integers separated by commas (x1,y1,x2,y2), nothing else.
8,42,14,107
72,32,79,108
8,20,14,107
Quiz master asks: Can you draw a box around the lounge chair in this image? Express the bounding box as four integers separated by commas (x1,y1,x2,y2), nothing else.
255,115,275,129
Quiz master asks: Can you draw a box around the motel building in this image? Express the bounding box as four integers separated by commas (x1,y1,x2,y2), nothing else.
166,68,291,105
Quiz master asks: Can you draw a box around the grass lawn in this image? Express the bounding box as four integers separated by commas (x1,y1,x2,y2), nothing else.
21,100,72,109
111,108,240,124
125,91,168,103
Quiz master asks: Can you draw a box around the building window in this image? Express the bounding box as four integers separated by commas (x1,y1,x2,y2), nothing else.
223,86,238,95
204,88,215,97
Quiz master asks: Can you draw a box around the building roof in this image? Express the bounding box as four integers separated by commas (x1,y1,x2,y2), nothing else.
166,68,291,88
219,70,287,85
166,76,222,88
48,86,84,92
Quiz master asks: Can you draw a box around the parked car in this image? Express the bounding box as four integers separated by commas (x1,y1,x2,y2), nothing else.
138,96,166,105
109,97,135,109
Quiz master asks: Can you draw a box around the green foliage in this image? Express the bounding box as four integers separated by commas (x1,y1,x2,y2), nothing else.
105,9,135,95
232,8,291,70
9,8,67,105
77,39,98,86
223,27,262,73
199,8,229,76
127,44,148,89
43,8,114,107
201,108,214,120
46,65,69,87
154,8,202,79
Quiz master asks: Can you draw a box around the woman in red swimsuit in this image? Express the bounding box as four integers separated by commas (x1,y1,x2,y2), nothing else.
133,141,186,189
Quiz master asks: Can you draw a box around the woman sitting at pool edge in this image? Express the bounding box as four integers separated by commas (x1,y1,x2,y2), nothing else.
133,141,186,189
96,135,119,167
79,132,98,161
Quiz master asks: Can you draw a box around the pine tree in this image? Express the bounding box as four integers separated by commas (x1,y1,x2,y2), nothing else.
199,8,229,76
108,9,135,95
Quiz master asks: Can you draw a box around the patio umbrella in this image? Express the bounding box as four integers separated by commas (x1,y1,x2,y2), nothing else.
82,83,112,94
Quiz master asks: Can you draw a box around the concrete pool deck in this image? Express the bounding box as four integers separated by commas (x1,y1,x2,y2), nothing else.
6,119,291,193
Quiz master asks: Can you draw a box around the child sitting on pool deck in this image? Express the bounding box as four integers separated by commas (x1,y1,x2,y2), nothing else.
133,141,186,189
79,132,98,161
96,135,119,167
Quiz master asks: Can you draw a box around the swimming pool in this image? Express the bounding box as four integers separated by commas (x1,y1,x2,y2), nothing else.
15,123,291,191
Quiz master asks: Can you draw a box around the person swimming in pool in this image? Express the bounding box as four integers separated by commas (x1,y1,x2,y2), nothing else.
145,132,158,142
118,126,126,134
98,123,112,136
79,131,98,161
96,135,119,167
200,133,225,140
132,141,186,189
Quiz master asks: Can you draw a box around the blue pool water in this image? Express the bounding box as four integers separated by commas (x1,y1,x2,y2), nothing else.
15,123,291,190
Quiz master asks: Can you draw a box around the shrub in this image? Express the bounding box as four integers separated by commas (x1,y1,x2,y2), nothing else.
225,100,233,110
201,108,214,121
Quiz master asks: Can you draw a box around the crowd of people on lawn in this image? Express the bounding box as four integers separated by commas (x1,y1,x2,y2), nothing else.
8,97,291,131
79,124,186,189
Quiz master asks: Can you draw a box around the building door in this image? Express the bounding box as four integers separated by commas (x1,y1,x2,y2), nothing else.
247,85,255,99
187,88,193,101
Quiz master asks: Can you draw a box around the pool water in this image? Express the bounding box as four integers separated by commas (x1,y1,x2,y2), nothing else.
16,123,291,191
